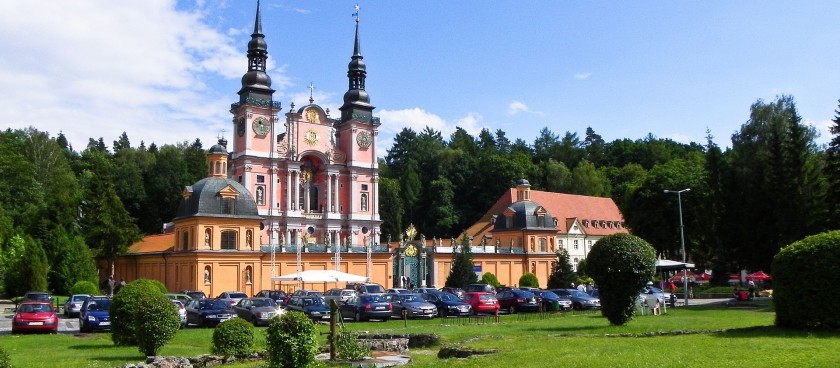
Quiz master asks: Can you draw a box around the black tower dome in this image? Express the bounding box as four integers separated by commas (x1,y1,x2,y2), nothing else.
238,0,274,103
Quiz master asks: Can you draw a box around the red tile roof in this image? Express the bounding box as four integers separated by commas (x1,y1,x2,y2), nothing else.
127,233,175,254
467,188,628,239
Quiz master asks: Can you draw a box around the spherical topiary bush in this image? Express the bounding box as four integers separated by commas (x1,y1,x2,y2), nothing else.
773,230,840,329
134,291,181,356
212,318,255,358
69,280,100,296
480,272,501,287
111,278,168,346
265,311,319,368
518,273,539,288
586,233,656,325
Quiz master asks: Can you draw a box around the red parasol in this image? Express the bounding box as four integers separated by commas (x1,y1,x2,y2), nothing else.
669,270,698,283
747,271,772,281
695,272,711,281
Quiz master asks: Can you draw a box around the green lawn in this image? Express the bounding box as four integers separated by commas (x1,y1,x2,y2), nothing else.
2,301,839,367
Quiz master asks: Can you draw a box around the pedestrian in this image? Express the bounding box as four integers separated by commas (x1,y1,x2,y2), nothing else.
747,280,756,299
652,300,661,315
115,279,126,294
668,281,677,294
107,276,116,297
577,283,586,293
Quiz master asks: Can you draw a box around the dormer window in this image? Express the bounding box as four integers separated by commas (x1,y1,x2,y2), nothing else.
222,198,235,214
582,220,589,227
593,221,599,228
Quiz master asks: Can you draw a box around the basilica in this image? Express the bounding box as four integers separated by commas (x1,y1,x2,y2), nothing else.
110,3,628,294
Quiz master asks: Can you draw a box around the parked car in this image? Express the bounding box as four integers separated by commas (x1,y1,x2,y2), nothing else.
185,298,236,327
438,287,465,299
421,292,472,317
384,293,437,319
551,289,601,310
23,291,52,302
531,290,572,311
64,294,92,317
346,283,386,294
217,291,249,307
463,292,500,315
172,300,187,328
338,294,392,322
324,288,357,306
254,290,289,307
496,289,541,314
291,290,324,298
518,287,540,292
412,287,442,295
646,286,677,307
79,296,112,332
12,301,58,334
178,290,207,300
386,288,412,294
165,293,193,305
233,297,281,326
464,284,497,294
286,296,331,322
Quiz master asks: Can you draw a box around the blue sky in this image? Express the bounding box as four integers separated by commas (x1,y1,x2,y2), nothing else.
2,1,839,155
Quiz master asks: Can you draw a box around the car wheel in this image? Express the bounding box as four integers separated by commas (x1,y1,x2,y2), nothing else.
79,322,90,333
509,305,516,314
354,311,361,322
440,309,447,318
573,302,582,310
198,317,206,328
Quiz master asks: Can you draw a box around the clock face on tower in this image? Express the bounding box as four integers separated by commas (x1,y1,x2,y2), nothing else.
252,117,270,136
356,131,372,148
304,129,319,145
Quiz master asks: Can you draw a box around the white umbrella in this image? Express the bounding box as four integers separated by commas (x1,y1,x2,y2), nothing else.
271,269,367,283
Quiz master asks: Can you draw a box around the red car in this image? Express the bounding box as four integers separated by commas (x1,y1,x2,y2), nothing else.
463,292,499,315
12,301,58,334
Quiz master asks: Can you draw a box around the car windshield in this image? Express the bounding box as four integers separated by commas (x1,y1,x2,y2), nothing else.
479,295,496,301
364,285,386,293
252,299,276,307
570,290,589,298
439,293,458,302
228,293,248,298
303,298,325,306
88,299,112,311
362,295,385,303
536,291,558,298
401,294,422,302
20,303,52,313
71,295,90,302
201,300,230,309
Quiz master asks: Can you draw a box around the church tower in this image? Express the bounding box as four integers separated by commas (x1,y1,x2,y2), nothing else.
229,3,381,252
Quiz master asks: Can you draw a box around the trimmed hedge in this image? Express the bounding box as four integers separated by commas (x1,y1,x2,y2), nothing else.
518,273,539,288
69,280,100,296
111,278,168,346
134,291,180,356
480,272,501,288
586,234,656,326
265,311,319,368
212,318,255,358
773,230,840,329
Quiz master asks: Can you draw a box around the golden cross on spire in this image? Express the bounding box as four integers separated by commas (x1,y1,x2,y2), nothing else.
308,82,315,104
353,4,360,23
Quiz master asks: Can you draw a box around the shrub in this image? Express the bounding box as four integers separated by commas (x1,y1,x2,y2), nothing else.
69,280,100,296
586,234,656,326
266,311,319,368
773,231,840,329
518,273,539,288
547,248,577,289
111,278,168,346
212,318,255,358
134,292,181,356
480,272,501,287
336,328,369,361
445,234,478,288
0,345,11,368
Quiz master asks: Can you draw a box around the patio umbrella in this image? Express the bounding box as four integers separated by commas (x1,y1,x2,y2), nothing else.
669,270,697,283
747,271,772,281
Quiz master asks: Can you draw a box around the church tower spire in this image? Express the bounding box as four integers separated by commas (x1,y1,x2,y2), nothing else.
340,5,374,123
238,0,275,103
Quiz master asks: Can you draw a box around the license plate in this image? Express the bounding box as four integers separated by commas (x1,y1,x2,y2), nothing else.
29,322,43,325
375,306,385,310
424,310,432,314
100,322,111,326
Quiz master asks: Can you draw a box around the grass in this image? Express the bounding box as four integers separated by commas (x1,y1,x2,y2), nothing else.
2,300,839,367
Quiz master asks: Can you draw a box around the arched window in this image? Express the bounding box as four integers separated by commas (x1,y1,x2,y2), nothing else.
539,238,547,252
221,230,237,250
181,231,189,251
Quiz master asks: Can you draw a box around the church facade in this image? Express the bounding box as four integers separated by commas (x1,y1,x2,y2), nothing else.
109,3,629,294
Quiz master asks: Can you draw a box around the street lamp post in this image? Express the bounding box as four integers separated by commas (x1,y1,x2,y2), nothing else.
664,188,690,306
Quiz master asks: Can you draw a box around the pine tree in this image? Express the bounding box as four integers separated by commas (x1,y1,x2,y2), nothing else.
547,248,577,289
824,100,840,227
445,233,477,288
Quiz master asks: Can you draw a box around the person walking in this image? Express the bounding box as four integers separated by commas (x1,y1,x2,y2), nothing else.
747,280,756,299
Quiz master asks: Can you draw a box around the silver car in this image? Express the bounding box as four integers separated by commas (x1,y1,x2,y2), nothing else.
385,293,438,319
64,294,92,317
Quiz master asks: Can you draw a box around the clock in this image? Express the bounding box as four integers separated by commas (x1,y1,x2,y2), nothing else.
236,117,246,137
304,129,319,145
356,131,372,148
404,245,417,257
252,117,270,136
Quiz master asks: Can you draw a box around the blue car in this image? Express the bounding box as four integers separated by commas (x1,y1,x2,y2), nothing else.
420,292,472,317
79,296,112,332
186,298,236,327
286,296,331,322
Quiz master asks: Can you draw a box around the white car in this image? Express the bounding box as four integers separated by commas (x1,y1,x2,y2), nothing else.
64,294,92,317
172,300,187,328
216,291,248,307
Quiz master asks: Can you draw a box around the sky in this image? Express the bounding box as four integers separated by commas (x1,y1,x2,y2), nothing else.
2,1,839,156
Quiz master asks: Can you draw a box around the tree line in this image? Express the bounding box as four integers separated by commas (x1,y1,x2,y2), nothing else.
2,95,839,294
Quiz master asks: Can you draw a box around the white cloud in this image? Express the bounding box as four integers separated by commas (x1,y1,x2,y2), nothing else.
574,72,592,80
0,1,290,151
508,101,530,115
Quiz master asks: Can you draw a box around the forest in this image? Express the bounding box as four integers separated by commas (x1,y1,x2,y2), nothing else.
2,95,839,294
